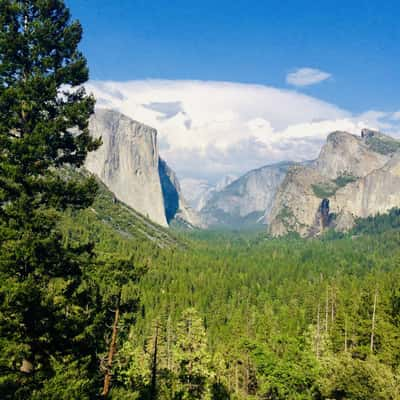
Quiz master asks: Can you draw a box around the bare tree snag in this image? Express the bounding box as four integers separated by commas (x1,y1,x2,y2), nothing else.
370,288,378,353
325,287,329,332
316,302,321,359
102,301,120,398
150,323,159,400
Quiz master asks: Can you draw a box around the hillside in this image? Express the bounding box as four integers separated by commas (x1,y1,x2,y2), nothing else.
61,170,181,252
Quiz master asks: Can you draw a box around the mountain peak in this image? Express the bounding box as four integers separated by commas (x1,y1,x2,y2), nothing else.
269,128,400,237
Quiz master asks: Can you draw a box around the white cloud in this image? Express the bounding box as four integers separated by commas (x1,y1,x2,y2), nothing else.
391,111,400,121
85,79,400,183
286,67,331,87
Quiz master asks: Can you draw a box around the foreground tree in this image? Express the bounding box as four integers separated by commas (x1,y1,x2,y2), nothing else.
0,0,100,398
92,256,145,398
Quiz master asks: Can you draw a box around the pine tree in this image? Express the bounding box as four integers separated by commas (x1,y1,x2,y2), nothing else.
174,308,213,400
0,0,100,398
92,256,146,398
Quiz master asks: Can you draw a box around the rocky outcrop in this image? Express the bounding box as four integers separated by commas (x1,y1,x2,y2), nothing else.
85,112,400,234
85,109,199,228
315,131,389,179
159,159,202,227
268,129,400,236
85,109,168,226
200,162,298,228
268,165,325,236
331,153,400,226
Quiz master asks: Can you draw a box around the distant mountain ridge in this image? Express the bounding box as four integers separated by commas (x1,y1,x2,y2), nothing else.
181,175,238,212
191,161,310,228
269,129,400,236
84,109,400,235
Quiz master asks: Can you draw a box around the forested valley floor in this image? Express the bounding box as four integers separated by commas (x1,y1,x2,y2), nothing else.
65,197,400,399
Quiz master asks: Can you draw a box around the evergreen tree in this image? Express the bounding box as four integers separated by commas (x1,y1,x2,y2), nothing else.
0,0,100,397
92,256,145,398
174,308,213,400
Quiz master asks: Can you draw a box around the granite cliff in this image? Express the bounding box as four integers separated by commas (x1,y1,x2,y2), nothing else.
85,109,198,227
268,129,400,236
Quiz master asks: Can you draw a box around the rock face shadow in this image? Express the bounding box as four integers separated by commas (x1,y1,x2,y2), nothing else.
159,158,179,223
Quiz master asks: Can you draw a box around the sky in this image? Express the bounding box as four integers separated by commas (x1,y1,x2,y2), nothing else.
67,0,400,183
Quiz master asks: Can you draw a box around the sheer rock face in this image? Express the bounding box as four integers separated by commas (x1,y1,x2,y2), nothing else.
85,109,199,228
332,153,400,219
200,162,296,228
158,158,203,227
268,129,400,237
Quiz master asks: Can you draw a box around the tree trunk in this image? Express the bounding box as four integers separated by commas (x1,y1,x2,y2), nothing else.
316,303,321,359
235,362,239,395
102,301,120,398
150,323,159,400
370,289,378,353
167,314,172,370
325,287,329,332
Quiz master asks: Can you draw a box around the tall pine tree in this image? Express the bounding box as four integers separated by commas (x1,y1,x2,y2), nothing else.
0,1,100,398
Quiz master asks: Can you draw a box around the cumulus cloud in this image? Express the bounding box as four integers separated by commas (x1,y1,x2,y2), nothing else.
85,79,400,183
286,67,331,87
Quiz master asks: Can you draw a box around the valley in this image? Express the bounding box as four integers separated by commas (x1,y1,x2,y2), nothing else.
1,1,400,399
65,193,400,399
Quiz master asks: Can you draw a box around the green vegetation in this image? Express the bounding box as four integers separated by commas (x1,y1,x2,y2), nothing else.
53,201,400,399
275,205,305,233
364,134,400,155
351,207,400,235
113,228,400,399
312,182,337,198
1,1,400,399
313,174,358,199
275,204,294,226
333,173,358,188
0,1,146,398
63,172,180,251
202,207,266,230
63,203,400,399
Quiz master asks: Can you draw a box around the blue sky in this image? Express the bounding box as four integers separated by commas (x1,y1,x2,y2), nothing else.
67,1,400,182
67,0,399,113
